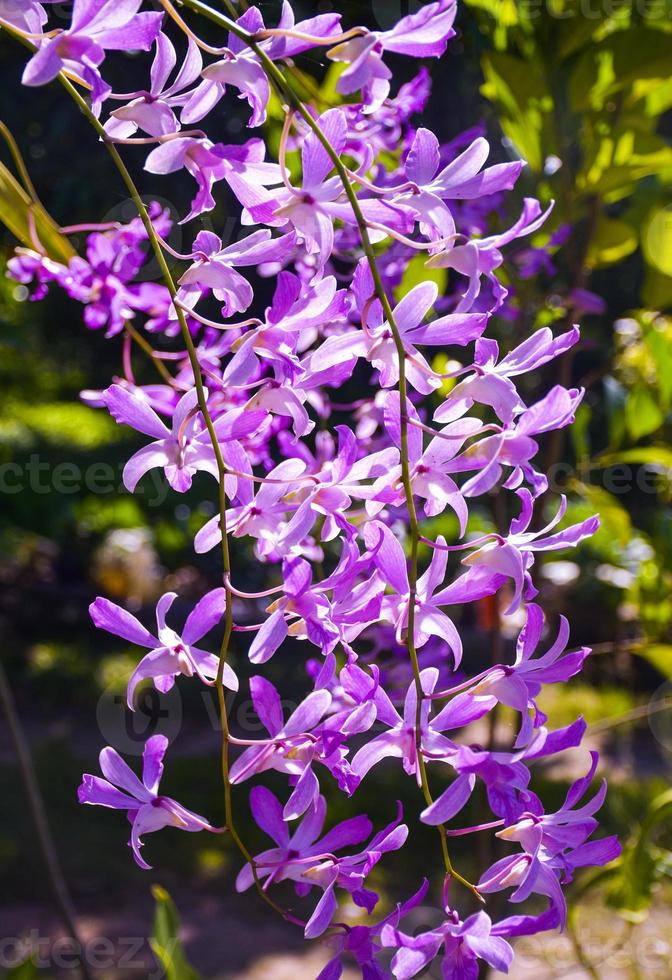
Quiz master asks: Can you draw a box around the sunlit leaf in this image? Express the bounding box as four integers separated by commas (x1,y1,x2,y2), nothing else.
597,447,672,469
625,388,664,440
643,206,672,277
480,52,552,170
395,254,448,302
0,161,74,265
150,885,202,980
574,482,631,547
633,643,672,678
586,215,637,268
570,28,672,111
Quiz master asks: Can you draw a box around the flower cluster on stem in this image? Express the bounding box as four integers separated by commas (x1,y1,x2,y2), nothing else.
3,1,620,976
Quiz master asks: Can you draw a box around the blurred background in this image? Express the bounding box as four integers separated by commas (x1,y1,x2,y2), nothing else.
1,1,672,977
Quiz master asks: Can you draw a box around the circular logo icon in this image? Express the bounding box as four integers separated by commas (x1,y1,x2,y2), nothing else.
649,680,672,753
96,681,182,756
370,0,428,31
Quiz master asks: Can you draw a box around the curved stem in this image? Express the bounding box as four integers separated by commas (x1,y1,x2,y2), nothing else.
176,0,480,899
0,659,93,980
0,119,43,205
55,73,289,923
124,321,176,385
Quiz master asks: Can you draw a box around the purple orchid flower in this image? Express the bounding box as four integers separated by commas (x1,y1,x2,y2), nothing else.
13,1,623,964
144,135,283,223
90,589,238,707
222,272,348,387
315,272,488,395
229,675,331,820
102,383,265,494
0,0,48,33
461,489,599,613
104,33,203,138
427,198,554,313
250,111,409,273
276,425,400,549
479,754,621,926
382,907,513,980
435,326,581,425
11,204,174,337
183,3,342,129
365,522,463,663
78,735,221,869
176,229,296,319
22,0,163,112
399,129,524,241
435,605,591,747
262,2,343,60
194,457,307,559
446,384,585,499
248,556,340,664
372,393,481,530
317,880,430,980
238,788,407,937
420,719,587,827
329,0,457,112
351,667,454,784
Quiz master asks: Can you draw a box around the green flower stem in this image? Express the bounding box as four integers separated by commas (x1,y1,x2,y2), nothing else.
177,0,480,899
0,659,93,980
48,69,287,922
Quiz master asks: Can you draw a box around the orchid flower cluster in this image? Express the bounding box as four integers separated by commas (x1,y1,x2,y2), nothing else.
3,0,621,976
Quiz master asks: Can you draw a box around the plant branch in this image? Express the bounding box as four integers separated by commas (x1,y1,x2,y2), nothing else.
176,0,480,900
0,659,93,980
51,72,289,924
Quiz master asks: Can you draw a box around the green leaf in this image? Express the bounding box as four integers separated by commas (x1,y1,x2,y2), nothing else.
625,388,664,440
578,128,672,197
574,482,631,547
643,206,672,277
642,267,672,310
586,215,637,268
394,254,447,302
645,330,672,405
571,404,592,462
0,161,75,265
607,839,658,922
570,28,672,111
633,643,672,678
597,447,672,469
2,401,126,451
150,885,202,980
608,789,672,921
480,52,552,171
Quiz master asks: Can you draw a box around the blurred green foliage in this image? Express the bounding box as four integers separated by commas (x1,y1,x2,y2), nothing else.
150,886,203,980
464,0,672,961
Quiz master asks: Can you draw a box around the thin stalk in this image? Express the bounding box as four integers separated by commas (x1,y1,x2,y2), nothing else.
0,119,42,204
0,660,93,980
177,0,479,899
124,321,176,385
54,74,288,922
567,907,601,980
